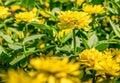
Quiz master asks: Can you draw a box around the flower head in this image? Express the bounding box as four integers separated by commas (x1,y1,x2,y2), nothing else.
83,4,104,14
104,48,120,63
79,48,120,77
77,0,84,6
10,5,26,11
30,57,81,83
58,11,92,31
0,6,10,19
4,69,31,83
79,48,103,68
15,8,43,23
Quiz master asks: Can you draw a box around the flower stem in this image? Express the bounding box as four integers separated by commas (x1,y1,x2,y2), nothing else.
73,28,76,55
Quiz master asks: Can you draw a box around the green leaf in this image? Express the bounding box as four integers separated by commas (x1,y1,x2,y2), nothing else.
29,22,51,30
105,7,117,14
23,34,45,44
20,0,35,8
0,46,6,54
61,31,72,43
4,18,14,23
87,34,98,48
2,35,14,43
95,42,109,51
110,20,120,38
8,44,22,50
0,24,4,28
58,0,69,3
57,45,72,52
81,37,89,49
10,54,26,65
4,0,16,6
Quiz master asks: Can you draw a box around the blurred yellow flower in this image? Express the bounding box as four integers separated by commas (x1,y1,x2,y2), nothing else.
6,29,12,36
111,16,119,23
5,69,31,83
3,57,81,83
77,0,84,6
44,2,50,8
58,11,92,31
16,31,24,39
30,57,81,83
10,5,26,11
39,44,45,48
83,4,104,14
0,6,10,19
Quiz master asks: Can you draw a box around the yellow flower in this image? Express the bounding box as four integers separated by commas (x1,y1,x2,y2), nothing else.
79,48,103,68
39,44,45,48
104,48,120,63
83,4,104,14
6,29,12,36
3,57,81,83
77,0,84,6
79,48,120,77
16,31,24,39
10,5,26,11
30,57,81,83
53,29,72,40
95,56,120,76
58,11,92,31
15,8,41,23
0,6,10,19
111,16,119,23
4,69,31,83
44,2,50,8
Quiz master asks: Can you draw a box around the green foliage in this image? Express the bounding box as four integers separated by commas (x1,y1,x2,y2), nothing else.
0,0,120,83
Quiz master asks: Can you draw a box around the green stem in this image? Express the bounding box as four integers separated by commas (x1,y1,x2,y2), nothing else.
22,42,26,56
23,23,28,37
73,28,76,55
26,24,28,36
92,71,96,83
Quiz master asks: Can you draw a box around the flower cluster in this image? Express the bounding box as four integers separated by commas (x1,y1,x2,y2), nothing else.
79,48,120,77
82,4,104,14
0,6,10,19
3,57,81,83
77,0,85,6
30,57,81,83
10,5,26,11
58,11,92,31
15,8,40,23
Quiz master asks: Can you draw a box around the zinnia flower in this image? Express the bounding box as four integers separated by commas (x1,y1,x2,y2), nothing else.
58,11,92,31
3,57,81,83
0,6,10,19
77,0,84,6
79,48,120,77
83,4,104,14
15,8,42,23
30,57,81,83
